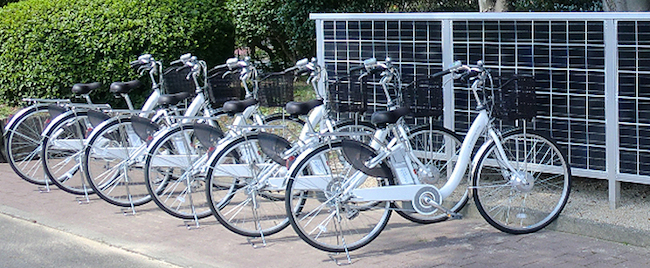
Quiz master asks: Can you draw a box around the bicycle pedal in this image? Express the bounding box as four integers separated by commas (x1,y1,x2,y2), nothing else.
448,213,463,220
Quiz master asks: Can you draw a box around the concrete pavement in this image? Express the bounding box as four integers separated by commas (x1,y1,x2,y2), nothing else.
1,163,649,268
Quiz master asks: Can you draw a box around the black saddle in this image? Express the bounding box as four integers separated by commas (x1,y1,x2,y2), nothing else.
110,80,142,94
370,107,411,127
71,82,101,95
158,92,192,106
285,99,323,116
223,98,258,115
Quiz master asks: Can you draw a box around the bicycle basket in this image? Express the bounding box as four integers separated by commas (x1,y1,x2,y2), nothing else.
492,75,537,121
327,75,368,114
162,66,196,95
206,72,243,108
403,76,443,118
257,72,294,107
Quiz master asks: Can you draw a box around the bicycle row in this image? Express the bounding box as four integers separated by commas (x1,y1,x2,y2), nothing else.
4,54,571,263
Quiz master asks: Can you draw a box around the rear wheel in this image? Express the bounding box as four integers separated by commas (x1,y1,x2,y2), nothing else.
144,123,216,219
285,141,393,253
393,124,468,224
206,134,289,237
83,117,151,207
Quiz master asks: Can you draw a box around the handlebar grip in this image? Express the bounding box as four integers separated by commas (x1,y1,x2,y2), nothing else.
176,65,191,72
368,67,384,75
209,63,229,72
296,68,311,76
431,69,451,79
459,70,480,81
283,66,298,73
349,65,364,72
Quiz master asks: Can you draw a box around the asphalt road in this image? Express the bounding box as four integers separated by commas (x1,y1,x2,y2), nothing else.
0,213,177,268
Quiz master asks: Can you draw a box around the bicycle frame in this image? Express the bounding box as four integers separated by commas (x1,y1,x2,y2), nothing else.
291,68,519,209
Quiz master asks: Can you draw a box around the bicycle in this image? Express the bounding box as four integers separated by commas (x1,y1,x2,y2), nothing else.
202,57,459,242
80,53,244,209
140,56,305,221
39,54,190,196
284,60,571,256
4,94,80,187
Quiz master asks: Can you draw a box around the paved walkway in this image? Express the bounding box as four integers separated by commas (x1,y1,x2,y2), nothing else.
0,163,649,268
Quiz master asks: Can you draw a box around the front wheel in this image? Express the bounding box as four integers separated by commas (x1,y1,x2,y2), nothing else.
472,129,571,234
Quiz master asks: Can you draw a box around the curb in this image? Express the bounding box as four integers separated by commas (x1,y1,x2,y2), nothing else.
461,203,650,248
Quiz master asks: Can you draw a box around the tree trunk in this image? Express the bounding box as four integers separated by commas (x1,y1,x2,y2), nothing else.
603,0,650,11
478,0,509,12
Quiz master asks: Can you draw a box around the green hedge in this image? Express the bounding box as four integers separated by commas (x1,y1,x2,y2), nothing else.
0,0,234,107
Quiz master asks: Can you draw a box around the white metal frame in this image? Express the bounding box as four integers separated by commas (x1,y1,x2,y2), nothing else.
312,12,650,208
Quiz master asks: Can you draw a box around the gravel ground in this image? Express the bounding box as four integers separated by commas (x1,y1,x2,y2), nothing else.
562,176,650,230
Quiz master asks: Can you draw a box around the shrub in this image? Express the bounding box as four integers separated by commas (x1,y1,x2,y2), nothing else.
0,0,234,107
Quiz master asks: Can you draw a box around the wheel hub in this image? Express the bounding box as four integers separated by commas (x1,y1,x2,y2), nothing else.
417,164,441,184
511,171,535,192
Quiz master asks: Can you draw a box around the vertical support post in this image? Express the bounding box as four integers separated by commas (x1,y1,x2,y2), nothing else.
604,19,620,209
315,19,326,99
441,19,454,131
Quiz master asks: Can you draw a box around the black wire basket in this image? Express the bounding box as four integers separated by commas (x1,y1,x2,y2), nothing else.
492,75,537,121
257,72,294,107
207,72,243,108
402,76,444,118
162,66,196,95
327,74,368,114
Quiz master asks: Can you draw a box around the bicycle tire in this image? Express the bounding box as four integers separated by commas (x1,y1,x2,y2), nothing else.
206,133,290,237
144,123,219,219
285,140,393,253
82,116,152,207
472,128,571,234
5,104,51,185
41,110,94,195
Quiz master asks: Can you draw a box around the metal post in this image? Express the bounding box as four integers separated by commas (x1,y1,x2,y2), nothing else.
441,19,454,132
604,19,620,209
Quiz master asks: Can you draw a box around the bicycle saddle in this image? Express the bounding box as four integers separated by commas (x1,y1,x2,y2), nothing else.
370,106,410,127
110,80,142,94
222,98,258,115
285,99,323,116
71,82,102,95
157,92,191,106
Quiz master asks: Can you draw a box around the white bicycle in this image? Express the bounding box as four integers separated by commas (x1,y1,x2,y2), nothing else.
284,60,572,254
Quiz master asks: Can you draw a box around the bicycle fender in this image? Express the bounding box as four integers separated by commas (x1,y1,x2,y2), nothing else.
41,110,87,138
341,139,393,179
130,116,159,143
5,104,47,132
258,132,291,166
193,122,225,149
